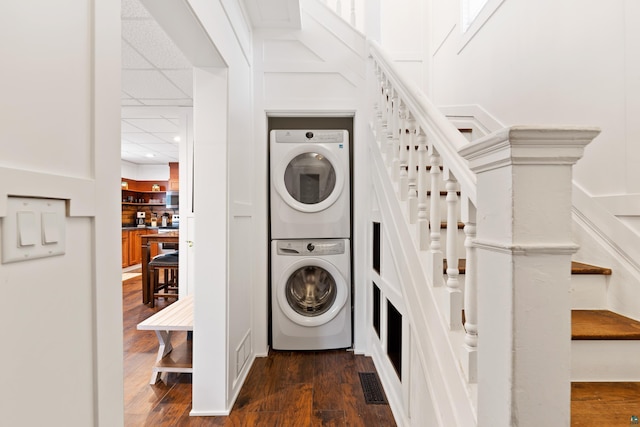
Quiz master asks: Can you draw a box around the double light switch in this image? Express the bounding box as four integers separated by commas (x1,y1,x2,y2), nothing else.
2,196,66,264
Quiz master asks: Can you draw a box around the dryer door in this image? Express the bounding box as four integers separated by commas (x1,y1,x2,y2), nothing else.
276,257,348,327
273,144,346,213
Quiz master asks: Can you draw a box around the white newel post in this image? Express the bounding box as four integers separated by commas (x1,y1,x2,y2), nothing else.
459,126,600,427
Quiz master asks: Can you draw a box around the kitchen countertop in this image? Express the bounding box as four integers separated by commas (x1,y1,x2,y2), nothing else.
122,225,179,231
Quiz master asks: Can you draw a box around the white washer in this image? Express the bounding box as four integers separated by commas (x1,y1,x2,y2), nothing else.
271,239,351,350
270,129,350,239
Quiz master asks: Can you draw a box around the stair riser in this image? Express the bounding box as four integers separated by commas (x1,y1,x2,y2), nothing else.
569,275,608,309
571,340,640,381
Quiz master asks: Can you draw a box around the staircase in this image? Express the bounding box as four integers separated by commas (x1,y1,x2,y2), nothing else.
367,39,640,426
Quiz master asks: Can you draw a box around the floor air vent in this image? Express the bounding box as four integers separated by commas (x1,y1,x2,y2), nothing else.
358,372,387,404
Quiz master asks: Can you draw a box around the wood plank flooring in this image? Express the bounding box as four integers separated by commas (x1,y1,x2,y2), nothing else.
124,270,640,426
123,275,396,426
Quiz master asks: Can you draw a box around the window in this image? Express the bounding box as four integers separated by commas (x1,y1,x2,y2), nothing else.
462,0,488,32
459,0,507,51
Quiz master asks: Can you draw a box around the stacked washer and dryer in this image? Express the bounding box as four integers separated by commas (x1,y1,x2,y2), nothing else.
270,129,351,350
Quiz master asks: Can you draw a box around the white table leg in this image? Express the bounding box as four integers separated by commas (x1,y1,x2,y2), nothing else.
150,330,173,384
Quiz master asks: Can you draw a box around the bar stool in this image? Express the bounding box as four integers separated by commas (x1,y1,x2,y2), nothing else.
148,251,179,307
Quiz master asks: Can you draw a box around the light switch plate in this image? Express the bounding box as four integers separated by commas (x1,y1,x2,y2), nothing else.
1,196,66,263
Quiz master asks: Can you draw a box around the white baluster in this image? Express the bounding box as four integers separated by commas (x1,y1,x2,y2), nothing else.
398,102,409,200
444,170,462,330
407,113,418,223
390,91,401,182
416,129,429,250
462,201,478,383
336,0,342,16
383,80,394,165
374,68,385,145
429,147,443,286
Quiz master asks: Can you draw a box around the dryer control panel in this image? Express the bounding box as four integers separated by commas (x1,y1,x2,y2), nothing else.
276,239,345,255
274,130,346,144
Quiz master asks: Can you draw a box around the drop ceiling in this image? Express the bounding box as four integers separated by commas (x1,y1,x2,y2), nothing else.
120,0,302,165
120,0,192,165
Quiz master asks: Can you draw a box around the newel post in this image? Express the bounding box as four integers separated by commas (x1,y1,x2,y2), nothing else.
459,126,600,427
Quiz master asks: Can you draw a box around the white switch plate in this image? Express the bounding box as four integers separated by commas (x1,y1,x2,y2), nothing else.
1,196,66,264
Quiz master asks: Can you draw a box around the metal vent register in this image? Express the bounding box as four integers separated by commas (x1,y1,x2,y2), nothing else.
358,372,387,404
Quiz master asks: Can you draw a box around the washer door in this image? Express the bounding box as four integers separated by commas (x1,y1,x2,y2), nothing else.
276,257,348,327
273,144,345,213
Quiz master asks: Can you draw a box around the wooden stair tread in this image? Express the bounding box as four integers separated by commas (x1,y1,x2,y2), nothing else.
571,261,612,275
572,382,640,426
442,260,609,277
572,310,640,340
443,259,466,274
430,221,465,229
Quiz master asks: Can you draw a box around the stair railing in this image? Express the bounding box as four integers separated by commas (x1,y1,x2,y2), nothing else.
369,39,601,425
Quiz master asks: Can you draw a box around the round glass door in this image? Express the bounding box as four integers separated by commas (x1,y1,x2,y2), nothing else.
285,265,337,317
283,152,336,205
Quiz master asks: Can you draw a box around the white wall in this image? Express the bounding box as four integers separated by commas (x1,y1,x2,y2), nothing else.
121,160,169,181
184,0,256,415
428,0,638,199
0,1,122,426
380,0,425,90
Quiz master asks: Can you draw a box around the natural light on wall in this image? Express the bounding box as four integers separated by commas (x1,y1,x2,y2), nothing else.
462,0,489,32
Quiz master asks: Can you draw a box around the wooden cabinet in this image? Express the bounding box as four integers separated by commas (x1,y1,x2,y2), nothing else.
168,162,179,191
128,229,147,265
122,231,130,268
122,178,168,206
122,229,161,267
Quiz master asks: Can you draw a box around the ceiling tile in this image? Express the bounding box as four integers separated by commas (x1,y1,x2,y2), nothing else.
124,118,179,133
122,40,153,69
162,69,193,97
121,0,151,19
152,132,180,143
139,98,193,106
122,20,192,69
122,70,189,99
121,132,167,144
121,121,145,132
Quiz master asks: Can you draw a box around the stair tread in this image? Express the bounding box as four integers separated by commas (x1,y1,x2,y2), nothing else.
571,261,612,275
442,260,606,276
443,259,466,274
429,221,465,229
572,310,640,340
571,382,640,426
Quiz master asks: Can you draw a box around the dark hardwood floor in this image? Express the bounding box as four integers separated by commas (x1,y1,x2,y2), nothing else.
124,272,640,426
123,274,397,426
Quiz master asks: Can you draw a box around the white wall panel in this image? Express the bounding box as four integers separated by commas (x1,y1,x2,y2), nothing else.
430,0,632,197
0,1,123,425
0,1,93,178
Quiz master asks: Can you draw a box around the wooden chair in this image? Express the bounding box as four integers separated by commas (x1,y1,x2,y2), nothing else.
148,251,179,307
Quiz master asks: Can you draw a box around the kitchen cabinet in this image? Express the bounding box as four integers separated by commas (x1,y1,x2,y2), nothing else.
168,162,179,191
122,229,160,267
121,178,167,206
128,229,147,265
122,231,130,268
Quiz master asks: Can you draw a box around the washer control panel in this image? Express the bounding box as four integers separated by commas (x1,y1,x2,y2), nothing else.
276,239,345,256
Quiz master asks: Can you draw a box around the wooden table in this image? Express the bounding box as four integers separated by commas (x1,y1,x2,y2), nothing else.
137,295,193,384
141,231,179,304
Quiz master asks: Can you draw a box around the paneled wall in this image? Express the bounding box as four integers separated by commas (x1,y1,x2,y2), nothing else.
0,1,122,425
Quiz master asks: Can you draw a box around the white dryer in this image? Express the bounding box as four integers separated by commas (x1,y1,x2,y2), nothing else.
271,239,351,350
270,129,350,239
